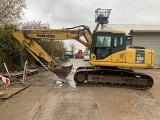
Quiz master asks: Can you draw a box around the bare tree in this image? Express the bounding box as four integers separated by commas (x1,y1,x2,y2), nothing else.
21,21,50,29
0,0,27,26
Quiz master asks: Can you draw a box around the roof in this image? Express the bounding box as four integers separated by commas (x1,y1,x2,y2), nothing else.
103,24,160,35
130,30,160,35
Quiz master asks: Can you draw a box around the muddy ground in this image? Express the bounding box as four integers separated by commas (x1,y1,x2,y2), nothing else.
0,59,160,120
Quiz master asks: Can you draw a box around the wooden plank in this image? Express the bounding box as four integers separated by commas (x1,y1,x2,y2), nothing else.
0,83,30,99
2,69,38,78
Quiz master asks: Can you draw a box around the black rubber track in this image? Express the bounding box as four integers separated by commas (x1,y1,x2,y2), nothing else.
74,66,154,90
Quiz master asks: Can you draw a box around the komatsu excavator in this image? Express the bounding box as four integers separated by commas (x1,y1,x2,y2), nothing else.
13,8,154,90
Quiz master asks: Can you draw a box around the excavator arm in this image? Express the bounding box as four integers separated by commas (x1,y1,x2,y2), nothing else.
13,29,55,70
12,25,93,78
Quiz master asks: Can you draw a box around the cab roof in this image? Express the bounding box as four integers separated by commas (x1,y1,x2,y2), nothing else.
97,29,125,34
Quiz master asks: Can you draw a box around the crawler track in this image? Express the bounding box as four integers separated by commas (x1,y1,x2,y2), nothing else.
74,66,154,90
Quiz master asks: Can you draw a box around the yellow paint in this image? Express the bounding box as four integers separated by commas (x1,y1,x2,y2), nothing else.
90,48,154,69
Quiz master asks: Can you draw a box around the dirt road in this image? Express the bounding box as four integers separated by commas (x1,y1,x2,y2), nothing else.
0,59,160,120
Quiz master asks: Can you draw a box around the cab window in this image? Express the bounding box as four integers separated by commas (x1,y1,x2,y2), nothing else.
96,35,111,47
114,35,123,47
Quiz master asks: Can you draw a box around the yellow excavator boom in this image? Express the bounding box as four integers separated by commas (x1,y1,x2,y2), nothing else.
12,25,93,79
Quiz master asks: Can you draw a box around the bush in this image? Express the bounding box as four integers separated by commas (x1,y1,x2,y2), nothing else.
0,25,27,73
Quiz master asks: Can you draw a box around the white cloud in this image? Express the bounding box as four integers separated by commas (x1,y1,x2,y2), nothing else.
22,0,160,51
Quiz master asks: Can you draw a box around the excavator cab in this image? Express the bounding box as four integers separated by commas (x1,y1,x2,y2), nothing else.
90,29,154,69
91,31,126,60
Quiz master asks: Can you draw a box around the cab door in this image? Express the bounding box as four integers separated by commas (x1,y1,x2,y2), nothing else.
111,34,126,62
94,34,112,60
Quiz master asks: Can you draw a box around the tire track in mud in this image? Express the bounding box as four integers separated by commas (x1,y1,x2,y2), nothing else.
24,88,59,120
24,59,160,120
1,59,160,120
128,91,160,120
64,59,160,120
51,87,99,120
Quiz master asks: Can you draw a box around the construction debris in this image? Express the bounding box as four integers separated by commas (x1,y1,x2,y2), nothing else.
0,69,38,99
0,75,10,84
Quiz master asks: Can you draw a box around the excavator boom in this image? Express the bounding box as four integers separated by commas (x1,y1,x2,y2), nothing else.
12,25,93,79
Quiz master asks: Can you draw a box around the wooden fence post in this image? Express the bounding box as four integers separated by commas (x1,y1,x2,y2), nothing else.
22,60,28,82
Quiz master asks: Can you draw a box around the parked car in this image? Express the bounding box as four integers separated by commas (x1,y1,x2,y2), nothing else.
83,55,89,61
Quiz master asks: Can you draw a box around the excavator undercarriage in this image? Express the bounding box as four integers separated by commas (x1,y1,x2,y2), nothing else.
74,66,154,90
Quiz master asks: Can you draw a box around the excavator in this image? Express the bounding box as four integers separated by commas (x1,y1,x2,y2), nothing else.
12,8,154,90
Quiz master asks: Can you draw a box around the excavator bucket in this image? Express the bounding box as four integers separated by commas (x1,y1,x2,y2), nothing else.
51,65,73,79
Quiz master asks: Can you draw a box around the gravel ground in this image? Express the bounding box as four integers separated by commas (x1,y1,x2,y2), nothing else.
0,59,160,120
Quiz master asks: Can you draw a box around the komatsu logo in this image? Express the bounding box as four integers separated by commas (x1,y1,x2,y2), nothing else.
36,34,55,38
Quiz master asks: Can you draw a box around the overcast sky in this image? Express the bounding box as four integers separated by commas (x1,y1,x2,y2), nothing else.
22,0,160,51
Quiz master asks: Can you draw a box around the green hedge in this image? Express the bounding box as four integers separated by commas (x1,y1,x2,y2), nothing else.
0,25,27,73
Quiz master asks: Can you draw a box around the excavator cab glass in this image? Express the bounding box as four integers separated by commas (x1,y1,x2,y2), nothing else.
91,31,126,60
95,34,111,59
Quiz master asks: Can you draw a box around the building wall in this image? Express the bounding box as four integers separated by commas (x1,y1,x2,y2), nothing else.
132,34,160,68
